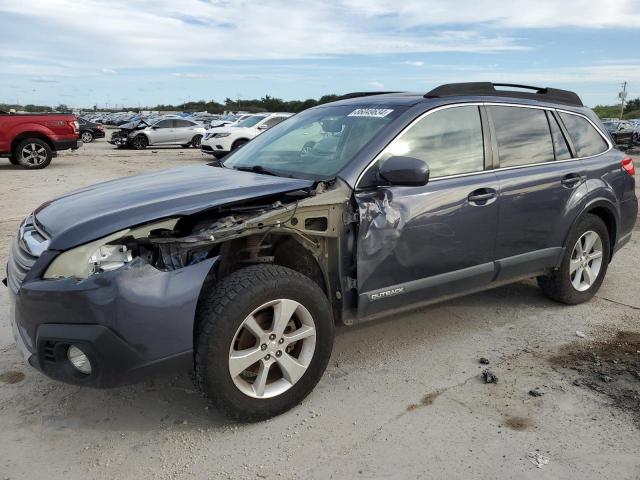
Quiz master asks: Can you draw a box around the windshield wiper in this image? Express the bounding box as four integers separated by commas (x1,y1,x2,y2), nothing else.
233,165,282,177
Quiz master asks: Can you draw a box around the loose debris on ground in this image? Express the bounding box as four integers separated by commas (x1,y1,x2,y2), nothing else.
481,369,498,384
527,451,550,469
550,330,640,426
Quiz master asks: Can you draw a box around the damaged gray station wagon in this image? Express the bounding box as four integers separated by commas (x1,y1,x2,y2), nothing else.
6,83,637,421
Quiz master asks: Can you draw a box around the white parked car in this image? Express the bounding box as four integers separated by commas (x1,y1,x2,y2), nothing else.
201,113,293,158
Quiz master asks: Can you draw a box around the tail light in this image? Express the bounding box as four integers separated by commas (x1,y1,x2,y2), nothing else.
621,157,635,176
69,120,79,134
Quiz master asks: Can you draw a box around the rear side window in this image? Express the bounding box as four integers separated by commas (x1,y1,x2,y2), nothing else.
174,119,194,127
547,112,572,160
559,112,608,157
378,105,485,178
489,106,554,167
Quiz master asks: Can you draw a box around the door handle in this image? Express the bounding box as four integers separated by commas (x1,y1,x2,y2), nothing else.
561,173,584,188
468,188,497,205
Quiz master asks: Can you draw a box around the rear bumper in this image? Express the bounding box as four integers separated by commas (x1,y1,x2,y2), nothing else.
53,139,83,151
91,130,106,139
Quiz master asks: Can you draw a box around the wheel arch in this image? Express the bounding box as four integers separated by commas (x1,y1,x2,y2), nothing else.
11,132,54,155
193,232,331,348
231,138,250,149
566,198,619,262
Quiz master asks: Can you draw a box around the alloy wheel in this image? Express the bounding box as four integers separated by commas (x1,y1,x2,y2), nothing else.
569,230,603,292
228,299,316,399
20,143,48,166
81,132,93,143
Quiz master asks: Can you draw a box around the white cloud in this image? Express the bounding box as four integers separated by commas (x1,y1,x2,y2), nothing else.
100,68,117,75
0,0,531,72
402,61,425,67
342,0,640,28
368,81,385,89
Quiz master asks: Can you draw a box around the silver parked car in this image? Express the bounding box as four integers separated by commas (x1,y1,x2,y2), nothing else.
109,118,207,150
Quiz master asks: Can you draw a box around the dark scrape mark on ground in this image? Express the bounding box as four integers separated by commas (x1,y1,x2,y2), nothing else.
0,371,25,384
502,416,534,431
550,330,640,427
407,391,441,411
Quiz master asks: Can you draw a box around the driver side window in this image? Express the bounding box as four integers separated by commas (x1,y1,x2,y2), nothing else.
377,105,485,179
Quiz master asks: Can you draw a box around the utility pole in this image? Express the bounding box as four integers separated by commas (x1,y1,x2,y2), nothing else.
619,81,627,119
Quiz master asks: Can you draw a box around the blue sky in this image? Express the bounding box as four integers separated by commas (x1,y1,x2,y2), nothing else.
1,0,639,108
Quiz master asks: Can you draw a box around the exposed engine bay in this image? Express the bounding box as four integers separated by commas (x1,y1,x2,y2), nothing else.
101,179,357,320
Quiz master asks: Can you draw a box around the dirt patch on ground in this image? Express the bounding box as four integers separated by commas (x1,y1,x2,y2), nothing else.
502,415,535,431
550,330,640,426
0,371,25,384
406,390,441,411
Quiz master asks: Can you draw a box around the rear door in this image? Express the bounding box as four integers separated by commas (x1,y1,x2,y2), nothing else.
488,104,586,281
355,104,499,317
174,119,199,143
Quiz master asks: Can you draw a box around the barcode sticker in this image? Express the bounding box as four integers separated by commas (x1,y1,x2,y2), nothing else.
348,108,394,118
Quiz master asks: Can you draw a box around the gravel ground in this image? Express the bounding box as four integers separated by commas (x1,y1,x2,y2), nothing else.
0,138,639,479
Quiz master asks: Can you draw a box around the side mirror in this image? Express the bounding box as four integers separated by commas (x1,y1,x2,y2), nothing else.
378,156,429,187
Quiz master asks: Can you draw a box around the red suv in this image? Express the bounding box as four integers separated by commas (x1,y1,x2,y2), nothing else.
0,111,81,169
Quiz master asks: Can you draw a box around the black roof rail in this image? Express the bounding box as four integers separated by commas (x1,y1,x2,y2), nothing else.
338,91,401,100
424,82,583,107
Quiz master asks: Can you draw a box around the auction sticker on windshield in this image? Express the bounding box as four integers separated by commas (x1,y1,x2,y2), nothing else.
348,108,394,118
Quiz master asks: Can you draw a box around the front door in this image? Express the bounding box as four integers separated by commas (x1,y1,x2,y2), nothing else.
149,119,176,144
355,104,499,318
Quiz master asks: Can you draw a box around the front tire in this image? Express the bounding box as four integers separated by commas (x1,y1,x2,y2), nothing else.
14,138,53,169
231,139,248,151
195,265,334,421
131,134,148,150
537,214,610,305
190,134,203,148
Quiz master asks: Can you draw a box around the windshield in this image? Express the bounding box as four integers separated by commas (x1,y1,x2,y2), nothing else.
223,105,405,179
603,121,619,131
236,115,266,128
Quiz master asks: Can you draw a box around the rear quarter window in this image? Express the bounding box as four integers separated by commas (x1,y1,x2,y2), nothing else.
558,112,609,157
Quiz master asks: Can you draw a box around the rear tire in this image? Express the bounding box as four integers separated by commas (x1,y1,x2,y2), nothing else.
537,214,610,305
195,265,334,421
131,134,148,150
80,131,94,143
14,138,53,169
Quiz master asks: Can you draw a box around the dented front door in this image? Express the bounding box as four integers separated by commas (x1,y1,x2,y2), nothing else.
355,173,499,317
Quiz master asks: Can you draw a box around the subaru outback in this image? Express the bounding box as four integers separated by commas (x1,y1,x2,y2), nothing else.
5,83,637,421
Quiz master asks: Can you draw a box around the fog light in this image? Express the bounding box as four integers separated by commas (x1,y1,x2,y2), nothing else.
67,345,91,374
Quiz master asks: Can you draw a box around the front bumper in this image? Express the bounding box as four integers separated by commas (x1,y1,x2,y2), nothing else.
108,133,131,147
6,256,217,387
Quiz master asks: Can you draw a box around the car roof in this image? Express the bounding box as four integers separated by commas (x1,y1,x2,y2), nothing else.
326,83,587,112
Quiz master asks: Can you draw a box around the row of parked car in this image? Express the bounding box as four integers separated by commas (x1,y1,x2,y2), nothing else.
82,111,248,130
87,111,294,156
